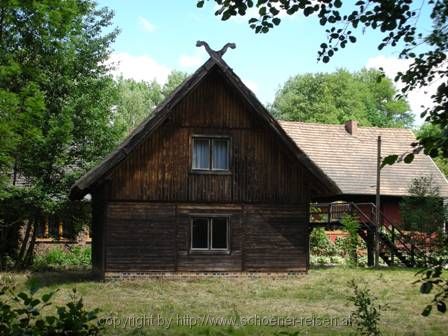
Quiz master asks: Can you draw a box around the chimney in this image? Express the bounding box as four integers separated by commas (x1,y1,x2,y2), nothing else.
345,120,358,136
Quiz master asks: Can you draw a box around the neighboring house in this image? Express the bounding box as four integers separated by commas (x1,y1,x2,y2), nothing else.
70,48,338,278
280,120,448,225
4,170,86,246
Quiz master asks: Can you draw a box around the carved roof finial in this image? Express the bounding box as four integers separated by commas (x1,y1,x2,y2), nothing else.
196,41,236,58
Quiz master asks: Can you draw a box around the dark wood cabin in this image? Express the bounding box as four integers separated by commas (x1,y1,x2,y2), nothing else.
70,50,338,278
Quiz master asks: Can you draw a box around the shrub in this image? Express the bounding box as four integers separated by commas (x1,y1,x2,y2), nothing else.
32,246,91,271
400,175,447,234
341,215,361,266
417,254,448,316
0,276,103,335
310,228,338,256
348,280,384,336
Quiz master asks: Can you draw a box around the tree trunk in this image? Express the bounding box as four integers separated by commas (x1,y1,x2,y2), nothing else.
23,216,39,268
15,218,33,269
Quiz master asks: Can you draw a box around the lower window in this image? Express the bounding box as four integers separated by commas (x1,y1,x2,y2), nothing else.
191,217,229,251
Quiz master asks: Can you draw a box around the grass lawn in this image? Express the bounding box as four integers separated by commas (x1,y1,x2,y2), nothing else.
4,267,448,335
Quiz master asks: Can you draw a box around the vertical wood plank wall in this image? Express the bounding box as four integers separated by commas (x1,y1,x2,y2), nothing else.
96,66,324,273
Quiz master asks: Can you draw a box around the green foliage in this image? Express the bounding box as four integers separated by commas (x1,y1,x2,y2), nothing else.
310,227,338,256
0,0,120,195
0,0,120,199
404,176,448,317
309,227,368,266
348,280,384,336
0,0,120,267
113,77,164,137
341,215,360,266
400,176,447,233
416,237,448,316
113,70,188,137
271,69,412,128
418,124,448,177
0,278,102,335
162,70,189,97
32,246,91,271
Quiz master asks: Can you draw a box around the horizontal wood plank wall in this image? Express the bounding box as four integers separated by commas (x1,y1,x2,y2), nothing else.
104,202,176,272
176,204,243,272
108,67,326,203
103,202,308,272
243,204,308,271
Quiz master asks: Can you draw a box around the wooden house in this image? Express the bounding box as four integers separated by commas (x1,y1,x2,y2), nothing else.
70,43,448,275
70,44,338,278
282,120,448,267
281,120,448,226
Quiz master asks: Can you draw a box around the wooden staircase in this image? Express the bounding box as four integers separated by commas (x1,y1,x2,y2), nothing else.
310,202,427,267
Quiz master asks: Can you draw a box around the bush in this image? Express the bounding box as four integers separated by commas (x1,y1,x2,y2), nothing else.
0,275,103,335
310,228,338,256
400,175,447,234
341,215,361,266
32,246,91,271
348,280,384,336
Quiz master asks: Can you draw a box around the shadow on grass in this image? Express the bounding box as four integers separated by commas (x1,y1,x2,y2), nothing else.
309,264,419,273
25,269,97,290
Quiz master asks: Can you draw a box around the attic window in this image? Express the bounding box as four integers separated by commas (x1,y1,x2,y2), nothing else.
191,217,229,251
192,136,230,171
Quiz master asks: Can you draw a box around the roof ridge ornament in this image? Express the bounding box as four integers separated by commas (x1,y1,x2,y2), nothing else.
196,41,236,59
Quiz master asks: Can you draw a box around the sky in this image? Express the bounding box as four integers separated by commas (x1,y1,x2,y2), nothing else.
97,0,436,126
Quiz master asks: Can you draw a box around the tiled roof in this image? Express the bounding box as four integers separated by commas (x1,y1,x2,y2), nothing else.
279,121,448,197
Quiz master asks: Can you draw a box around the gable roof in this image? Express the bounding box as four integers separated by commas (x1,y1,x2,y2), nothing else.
279,121,448,198
70,55,341,200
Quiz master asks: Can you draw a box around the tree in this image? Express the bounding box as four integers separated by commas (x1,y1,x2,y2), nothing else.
113,71,188,138
162,70,189,97
400,175,447,234
0,0,119,268
418,124,448,177
197,0,448,160
271,68,413,127
113,78,163,137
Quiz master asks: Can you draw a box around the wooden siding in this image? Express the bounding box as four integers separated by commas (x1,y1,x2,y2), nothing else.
104,202,176,272
243,205,309,271
176,204,243,272
107,68,323,204
97,67,317,274
102,202,308,272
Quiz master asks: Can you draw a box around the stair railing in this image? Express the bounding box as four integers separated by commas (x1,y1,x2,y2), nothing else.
350,202,426,265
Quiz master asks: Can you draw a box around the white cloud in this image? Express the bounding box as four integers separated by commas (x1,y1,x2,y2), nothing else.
138,16,156,32
243,79,259,96
178,51,207,69
366,55,438,125
107,52,170,84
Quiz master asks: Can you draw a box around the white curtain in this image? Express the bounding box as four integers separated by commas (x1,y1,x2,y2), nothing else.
193,138,210,169
212,139,229,170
